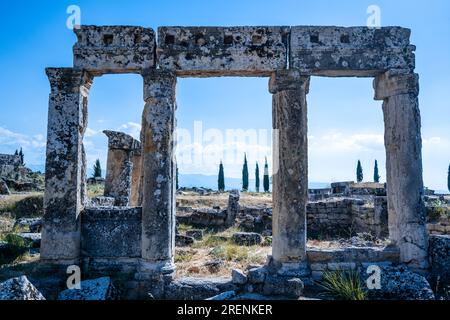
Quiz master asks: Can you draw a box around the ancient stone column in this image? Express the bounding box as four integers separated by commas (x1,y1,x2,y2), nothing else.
374,70,429,271
103,130,141,206
130,147,142,207
225,190,240,227
139,70,177,277
41,68,92,264
269,70,310,275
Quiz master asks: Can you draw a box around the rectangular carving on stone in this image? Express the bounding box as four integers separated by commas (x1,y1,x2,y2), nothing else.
81,207,142,258
73,26,156,74
290,26,415,76
157,26,289,76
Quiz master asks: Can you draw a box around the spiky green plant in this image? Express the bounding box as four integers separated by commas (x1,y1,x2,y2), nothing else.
319,270,367,300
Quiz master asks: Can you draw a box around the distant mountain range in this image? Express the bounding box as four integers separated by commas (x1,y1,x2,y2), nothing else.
25,165,449,194
179,173,330,192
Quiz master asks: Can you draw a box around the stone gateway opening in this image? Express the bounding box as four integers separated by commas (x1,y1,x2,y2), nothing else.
40,25,431,299
174,77,273,280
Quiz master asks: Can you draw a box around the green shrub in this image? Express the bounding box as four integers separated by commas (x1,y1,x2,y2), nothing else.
319,270,367,300
0,234,30,265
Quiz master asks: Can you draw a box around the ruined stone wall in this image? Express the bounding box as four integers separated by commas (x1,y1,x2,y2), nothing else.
0,154,21,166
308,246,400,280
0,154,21,179
306,199,353,237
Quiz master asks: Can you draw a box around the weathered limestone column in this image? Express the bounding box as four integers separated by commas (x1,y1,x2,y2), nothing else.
130,148,142,207
138,70,177,277
374,70,429,271
41,68,92,264
269,70,310,275
103,130,141,206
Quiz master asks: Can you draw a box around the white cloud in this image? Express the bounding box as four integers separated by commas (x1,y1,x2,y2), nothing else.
0,126,46,165
84,128,99,138
309,132,384,153
117,122,141,140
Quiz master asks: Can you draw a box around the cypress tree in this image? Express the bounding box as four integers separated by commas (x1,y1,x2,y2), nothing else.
263,157,270,192
14,150,18,156
255,162,260,192
18,147,24,165
373,160,380,183
242,154,249,191
218,161,225,192
447,164,450,193
92,159,102,178
356,160,363,183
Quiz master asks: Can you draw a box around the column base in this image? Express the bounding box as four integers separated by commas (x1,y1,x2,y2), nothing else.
266,255,310,277
134,259,176,299
134,259,176,280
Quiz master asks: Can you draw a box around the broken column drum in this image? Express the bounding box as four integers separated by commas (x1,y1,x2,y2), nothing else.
103,130,141,207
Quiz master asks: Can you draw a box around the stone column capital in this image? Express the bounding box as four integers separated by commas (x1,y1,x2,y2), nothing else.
269,69,310,94
46,68,93,94
142,69,177,102
374,69,418,100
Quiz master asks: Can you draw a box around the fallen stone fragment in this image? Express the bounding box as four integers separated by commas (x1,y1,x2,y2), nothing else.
231,268,247,285
58,277,118,300
176,235,195,247
0,276,46,300
232,232,262,246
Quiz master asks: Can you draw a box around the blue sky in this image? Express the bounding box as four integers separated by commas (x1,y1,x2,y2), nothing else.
0,0,449,191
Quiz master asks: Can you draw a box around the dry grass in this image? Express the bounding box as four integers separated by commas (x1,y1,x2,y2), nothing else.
175,225,270,278
87,184,104,198
176,191,272,209
0,193,42,214
175,246,270,278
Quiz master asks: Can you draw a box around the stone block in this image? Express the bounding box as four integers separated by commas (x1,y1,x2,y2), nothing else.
0,276,45,300
262,276,304,298
74,26,156,74
175,235,195,247
232,232,263,246
290,26,415,76
58,277,118,300
429,235,450,286
81,207,142,258
248,267,267,284
158,26,289,76
165,277,235,300
231,268,248,285
327,262,356,271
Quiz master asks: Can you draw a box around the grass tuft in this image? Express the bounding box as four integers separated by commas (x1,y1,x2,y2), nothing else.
319,270,367,300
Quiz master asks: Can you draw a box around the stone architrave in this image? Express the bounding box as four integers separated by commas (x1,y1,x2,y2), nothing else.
269,70,310,275
374,70,428,271
40,68,92,263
